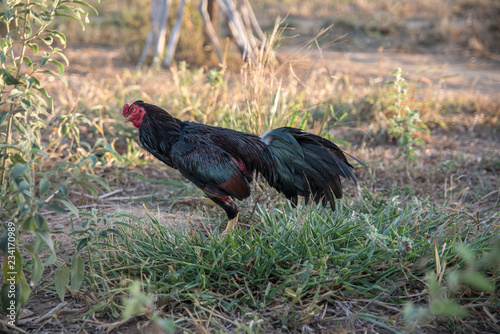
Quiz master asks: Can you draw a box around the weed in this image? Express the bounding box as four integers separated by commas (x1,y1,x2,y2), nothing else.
383,68,428,163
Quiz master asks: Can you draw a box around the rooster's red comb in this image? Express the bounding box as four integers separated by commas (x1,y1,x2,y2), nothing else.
123,103,131,117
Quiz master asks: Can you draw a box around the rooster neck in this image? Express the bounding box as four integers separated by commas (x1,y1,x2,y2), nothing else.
138,109,182,166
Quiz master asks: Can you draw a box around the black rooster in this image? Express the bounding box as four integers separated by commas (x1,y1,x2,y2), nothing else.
124,100,362,233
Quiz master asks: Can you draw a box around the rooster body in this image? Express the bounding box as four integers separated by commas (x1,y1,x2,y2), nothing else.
123,101,359,224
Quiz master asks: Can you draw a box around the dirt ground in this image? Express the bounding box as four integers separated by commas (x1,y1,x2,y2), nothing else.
284,48,500,97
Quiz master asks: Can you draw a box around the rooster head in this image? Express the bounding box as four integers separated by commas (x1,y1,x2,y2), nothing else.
123,101,146,128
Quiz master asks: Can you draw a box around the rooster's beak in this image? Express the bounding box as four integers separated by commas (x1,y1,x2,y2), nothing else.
123,103,131,123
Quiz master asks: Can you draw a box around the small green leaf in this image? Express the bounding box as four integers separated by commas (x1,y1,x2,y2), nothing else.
18,271,31,306
10,153,27,164
2,68,20,85
10,163,28,179
0,113,8,125
31,253,44,285
34,212,50,231
56,199,79,218
39,178,50,196
45,204,67,214
38,231,54,254
1,38,8,50
70,255,84,290
58,184,69,197
46,30,67,46
54,265,70,302
76,238,88,252
56,51,69,66
22,56,33,68
1,282,19,314
81,172,111,191
28,43,39,55
42,35,54,46
49,59,64,75
21,216,36,232
72,180,98,197
71,0,99,15
55,13,85,30
0,228,10,255
41,53,50,66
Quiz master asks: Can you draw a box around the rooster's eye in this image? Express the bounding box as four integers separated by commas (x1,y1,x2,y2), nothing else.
131,107,136,112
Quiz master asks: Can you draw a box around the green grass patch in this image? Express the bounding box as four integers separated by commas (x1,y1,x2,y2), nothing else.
88,193,499,332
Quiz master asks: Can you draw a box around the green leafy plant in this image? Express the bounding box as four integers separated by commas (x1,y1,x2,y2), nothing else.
404,243,500,331
384,68,428,163
0,0,100,322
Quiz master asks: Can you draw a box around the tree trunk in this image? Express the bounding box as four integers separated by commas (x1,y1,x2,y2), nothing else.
207,0,218,34
139,0,272,68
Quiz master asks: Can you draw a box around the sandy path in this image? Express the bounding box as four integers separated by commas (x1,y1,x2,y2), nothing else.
282,47,500,98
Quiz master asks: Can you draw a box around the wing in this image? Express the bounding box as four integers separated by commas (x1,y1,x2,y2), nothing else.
170,135,251,200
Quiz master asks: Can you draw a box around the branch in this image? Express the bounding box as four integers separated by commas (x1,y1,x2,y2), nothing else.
216,0,253,61
163,0,187,67
152,0,171,67
242,0,265,41
199,0,224,63
138,0,164,67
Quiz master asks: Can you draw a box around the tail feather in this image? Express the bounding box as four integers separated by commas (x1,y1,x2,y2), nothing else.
260,127,358,210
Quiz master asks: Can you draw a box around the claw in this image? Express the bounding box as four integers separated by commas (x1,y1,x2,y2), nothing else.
222,213,239,235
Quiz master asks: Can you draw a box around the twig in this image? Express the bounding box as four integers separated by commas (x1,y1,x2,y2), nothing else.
106,193,170,201
32,301,69,324
482,305,498,324
479,189,499,202
0,320,28,333
41,203,122,215
71,188,123,200
353,299,402,313
45,189,60,203
98,188,124,199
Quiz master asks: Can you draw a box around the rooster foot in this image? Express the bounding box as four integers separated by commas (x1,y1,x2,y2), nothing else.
222,213,239,235
169,196,217,212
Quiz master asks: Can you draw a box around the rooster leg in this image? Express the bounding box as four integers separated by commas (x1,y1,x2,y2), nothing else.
209,196,239,235
222,212,239,235
169,196,218,212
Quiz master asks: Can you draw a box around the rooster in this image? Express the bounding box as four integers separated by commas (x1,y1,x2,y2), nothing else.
123,101,362,234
